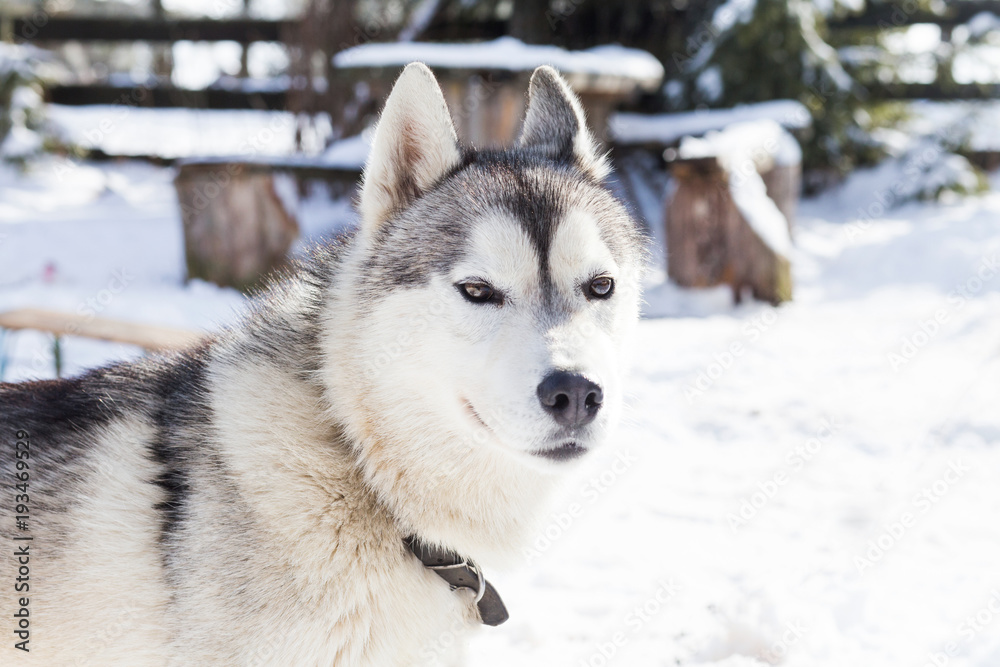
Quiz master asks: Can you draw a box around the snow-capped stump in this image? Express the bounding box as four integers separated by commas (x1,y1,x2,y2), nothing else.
175,161,300,292
666,120,799,305
173,140,366,292
333,37,663,148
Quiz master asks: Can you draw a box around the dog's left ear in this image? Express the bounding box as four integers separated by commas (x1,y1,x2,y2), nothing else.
360,62,461,230
518,66,610,181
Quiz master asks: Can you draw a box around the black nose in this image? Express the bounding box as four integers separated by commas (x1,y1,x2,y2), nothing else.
537,371,603,427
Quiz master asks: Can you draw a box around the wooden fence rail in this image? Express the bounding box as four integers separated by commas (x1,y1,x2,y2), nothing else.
9,17,295,43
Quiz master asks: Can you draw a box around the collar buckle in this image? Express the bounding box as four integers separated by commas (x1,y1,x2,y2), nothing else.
404,536,509,626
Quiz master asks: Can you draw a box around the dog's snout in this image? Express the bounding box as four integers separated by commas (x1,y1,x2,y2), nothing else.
537,371,603,427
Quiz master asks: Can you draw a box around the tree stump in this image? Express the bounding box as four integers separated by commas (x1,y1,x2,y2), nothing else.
175,162,299,292
665,157,732,288
666,153,798,305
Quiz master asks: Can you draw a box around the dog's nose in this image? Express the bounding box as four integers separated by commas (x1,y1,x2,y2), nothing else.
537,371,603,427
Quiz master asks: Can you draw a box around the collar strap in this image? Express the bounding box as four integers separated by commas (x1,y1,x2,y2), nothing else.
404,536,509,626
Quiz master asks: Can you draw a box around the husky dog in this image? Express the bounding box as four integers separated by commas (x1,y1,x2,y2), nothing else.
0,63,645,665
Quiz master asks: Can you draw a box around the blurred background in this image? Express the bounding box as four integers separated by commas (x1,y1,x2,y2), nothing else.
2,1,1000,666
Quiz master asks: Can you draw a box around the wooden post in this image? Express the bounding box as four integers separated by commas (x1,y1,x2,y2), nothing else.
665,157,732,288
666,156,797,304
175,162,300,292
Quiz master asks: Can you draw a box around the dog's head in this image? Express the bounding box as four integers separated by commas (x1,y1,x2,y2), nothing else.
330,63,644,475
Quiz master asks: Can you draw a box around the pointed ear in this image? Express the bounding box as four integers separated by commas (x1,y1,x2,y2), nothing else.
518,65,609,180
359,63,461,229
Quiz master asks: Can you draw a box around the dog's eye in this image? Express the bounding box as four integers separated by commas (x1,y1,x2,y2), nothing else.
588,276,615,299
458,281,501,305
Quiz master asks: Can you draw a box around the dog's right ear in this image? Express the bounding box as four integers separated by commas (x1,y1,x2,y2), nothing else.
359,63,461,231
518,65,609,181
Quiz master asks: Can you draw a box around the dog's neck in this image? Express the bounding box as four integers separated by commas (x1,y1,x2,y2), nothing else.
351,428,554,568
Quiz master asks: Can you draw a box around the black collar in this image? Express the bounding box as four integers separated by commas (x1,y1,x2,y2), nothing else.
404,536,509,626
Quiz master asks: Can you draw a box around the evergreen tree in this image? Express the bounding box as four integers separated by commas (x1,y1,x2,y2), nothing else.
673,0,867,176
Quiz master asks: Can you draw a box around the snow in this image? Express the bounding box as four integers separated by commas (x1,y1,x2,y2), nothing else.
676,120,798,256
320,130,372,169
45,105,336,159
0,42,41,80
610,100,811,147
47,105,299,159
831,142,980,212
965,12,1000,39
170,131,370,171
729,172,793,258
677,119,801,168
0,124,43,158
334,37,664,91
696,66,724,105
0,43,45,159
683,0,758,73
711,0,758,34
3,150,1000,666
906,100,1000,154
398,0,443,42
837,102,988,210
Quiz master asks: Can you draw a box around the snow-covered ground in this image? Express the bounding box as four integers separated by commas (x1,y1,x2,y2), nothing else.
1,153,999,667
